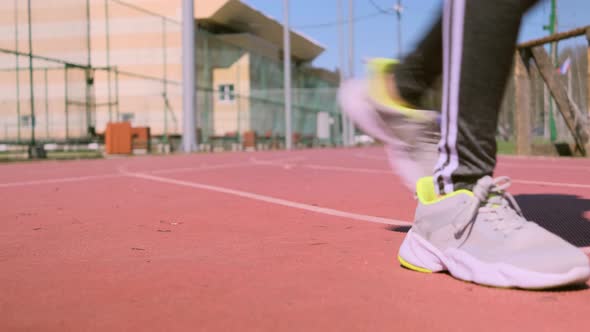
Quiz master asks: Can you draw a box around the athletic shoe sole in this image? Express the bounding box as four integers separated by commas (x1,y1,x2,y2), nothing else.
398,229,590,289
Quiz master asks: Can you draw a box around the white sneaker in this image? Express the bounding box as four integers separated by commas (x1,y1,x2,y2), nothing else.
398,176,590,289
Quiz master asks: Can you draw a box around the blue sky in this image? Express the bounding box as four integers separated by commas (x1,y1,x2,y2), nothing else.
242,0,590,76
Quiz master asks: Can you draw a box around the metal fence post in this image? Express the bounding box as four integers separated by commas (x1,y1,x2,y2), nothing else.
283,0,292,150
514,50,532,155
181,0,197,152
105,0,112,122
27,0,36,147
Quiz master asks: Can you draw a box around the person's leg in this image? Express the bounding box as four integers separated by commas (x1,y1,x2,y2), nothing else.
393,16,443,108
434,0,540,194
397,0,590,289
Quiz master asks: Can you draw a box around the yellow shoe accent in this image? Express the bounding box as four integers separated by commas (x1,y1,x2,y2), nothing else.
415,176,474,205
366,58,430,121
398,255,432,273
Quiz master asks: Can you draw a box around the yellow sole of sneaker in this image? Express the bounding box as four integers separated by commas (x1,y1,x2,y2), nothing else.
398,255,433,273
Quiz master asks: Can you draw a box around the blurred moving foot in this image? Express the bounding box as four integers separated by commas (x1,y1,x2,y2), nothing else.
338,58,439,192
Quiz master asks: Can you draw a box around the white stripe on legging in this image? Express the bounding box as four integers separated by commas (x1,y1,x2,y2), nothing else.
435,0,466,194
433,0,452,188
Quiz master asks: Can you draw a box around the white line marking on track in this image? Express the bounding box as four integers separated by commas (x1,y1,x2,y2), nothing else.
497,163,590,171
149,162,254,174
498,154,584,161
512,179,590,189
304,164,392,174
355,152,590,171
357,148,590,163
122,170,412,227
125,170,590,251
0,174,122,188
250,156,306,166
150,157,307,174
5,158,587,251
292,163,590,189
0,157,307,188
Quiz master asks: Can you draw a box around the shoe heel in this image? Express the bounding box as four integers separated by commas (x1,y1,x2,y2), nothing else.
398,230,445,273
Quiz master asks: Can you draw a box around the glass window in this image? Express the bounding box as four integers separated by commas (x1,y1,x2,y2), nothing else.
218,84,235,102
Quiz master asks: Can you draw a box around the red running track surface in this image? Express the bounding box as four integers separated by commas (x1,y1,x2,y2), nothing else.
1,147,590,331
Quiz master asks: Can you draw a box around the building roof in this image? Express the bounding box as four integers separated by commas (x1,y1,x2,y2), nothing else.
300,67,340,85
195,0,325,62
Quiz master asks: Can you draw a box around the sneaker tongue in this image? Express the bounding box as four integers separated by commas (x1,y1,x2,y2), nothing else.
481,195,526,232
470,176,527,233
473,176,507,208
486,194,504,208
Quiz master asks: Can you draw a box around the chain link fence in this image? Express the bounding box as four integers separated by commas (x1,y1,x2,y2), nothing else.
0,0,343,151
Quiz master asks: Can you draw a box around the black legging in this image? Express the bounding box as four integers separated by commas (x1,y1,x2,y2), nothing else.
393,0,541,193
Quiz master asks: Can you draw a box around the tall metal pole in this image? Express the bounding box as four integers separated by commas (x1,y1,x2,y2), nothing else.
44,68,49,138
65,66,69,140
338,0,349,146
347,0,355,145
86,0,91,67
283,0,293,150
162,17,169,144
115,67,120,121
237,56,242,141
551,0,558,140
182,0,198,152
26,0,35,146
104,0,112,122
545,0,558,142
203,35,210,140
15,0,21,143
85,0,93,135
395,0,403,58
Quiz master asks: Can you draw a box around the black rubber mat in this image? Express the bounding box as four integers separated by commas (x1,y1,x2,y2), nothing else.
516,194,590,247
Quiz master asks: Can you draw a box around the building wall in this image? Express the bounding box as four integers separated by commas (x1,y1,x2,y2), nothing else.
0,0,185,141
212,53,250,136
0,0,339,143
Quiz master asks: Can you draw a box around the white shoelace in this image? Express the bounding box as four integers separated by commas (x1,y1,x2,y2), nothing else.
456,176,527,238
